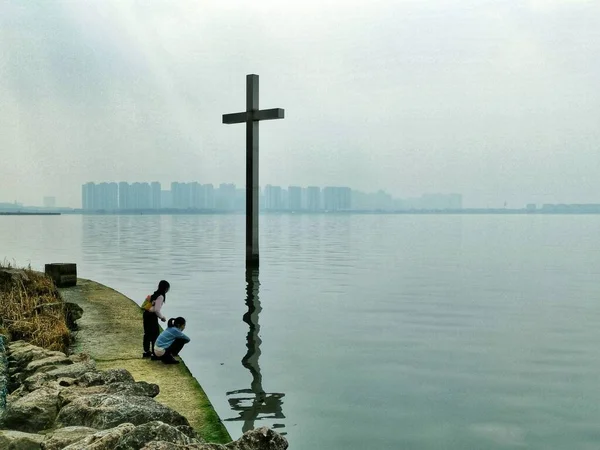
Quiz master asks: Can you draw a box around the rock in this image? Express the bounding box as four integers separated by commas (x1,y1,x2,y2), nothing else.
61,423,135,450
24,361,96,392
174,426,201,441
57,394,190,430
225,427,288,450
46,361,96,379
24,355,72,377
140,428,288,450
0,429,44,450
113,421,201,450
76,369,134,387
58,381,160,407
141,443,207,450
7,343,66,375
1,335,8,411
0,268,30,288
7,384,27,401
64,302,84,329
0,386,60,432
41,426,98,450
69,353,93,365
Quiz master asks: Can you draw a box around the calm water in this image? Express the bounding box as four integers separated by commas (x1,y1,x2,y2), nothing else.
2,214,600,449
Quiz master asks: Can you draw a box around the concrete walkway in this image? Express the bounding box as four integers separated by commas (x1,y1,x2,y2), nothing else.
59,279,231,444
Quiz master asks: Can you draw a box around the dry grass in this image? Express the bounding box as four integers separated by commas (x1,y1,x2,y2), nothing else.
0,262,71,353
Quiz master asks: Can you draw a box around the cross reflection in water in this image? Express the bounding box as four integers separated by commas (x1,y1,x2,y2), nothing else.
225,268,286,434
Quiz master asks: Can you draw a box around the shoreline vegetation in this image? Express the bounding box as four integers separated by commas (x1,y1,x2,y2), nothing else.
0,264,287,449
0,263,71,353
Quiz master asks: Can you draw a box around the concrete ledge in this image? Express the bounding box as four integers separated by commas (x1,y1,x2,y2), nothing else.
59,279,231,443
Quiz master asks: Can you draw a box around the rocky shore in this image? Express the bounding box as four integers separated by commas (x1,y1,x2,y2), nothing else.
0,340,287,449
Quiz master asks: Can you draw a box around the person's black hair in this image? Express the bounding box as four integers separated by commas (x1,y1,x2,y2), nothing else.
151,280,170,302
167,317,186,328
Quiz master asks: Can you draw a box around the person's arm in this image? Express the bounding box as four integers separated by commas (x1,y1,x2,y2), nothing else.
171,328,191,343
153,295,166,321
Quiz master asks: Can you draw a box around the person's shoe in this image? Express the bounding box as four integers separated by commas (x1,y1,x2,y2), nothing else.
150,354,161,361
142,351,152,358
162,355,180,365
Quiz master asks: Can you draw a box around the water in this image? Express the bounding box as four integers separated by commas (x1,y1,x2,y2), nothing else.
2,214,600,449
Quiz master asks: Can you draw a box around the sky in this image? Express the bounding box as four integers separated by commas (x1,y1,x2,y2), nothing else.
1,0,599,208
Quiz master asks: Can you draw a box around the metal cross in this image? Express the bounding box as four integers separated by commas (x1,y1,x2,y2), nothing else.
223,74,285,268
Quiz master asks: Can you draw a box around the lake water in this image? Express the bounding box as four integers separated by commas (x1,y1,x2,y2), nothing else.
2,214,600,449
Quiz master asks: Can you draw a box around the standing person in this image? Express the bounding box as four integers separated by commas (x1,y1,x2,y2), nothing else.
142,280,170,358
153,317,190,364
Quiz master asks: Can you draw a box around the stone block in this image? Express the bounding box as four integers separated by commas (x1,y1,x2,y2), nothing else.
44,264,77,288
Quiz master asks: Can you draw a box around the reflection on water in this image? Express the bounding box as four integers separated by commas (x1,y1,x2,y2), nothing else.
225,268,286,434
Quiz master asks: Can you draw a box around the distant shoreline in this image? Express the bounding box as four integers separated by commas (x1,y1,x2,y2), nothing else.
0,212,61,216
3,209,600,216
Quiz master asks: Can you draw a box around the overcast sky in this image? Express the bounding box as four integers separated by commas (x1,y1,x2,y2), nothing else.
1,0,599,207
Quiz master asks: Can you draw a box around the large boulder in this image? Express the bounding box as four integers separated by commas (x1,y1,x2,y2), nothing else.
58,381,159,407
40,426,98,450
0,386,60,432
62,423,136,450
76,369,135,387
113,421,203,450
23,361,96,392
0,429,44,450
7,342,66,376
23,355,72,378
57,394,190,430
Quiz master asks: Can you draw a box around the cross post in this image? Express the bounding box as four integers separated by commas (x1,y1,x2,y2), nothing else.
223,74,285,269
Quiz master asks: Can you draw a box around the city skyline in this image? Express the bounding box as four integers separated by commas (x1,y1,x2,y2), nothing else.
79,180,463,212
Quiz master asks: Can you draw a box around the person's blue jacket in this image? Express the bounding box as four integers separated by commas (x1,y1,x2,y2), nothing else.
156,326,190,350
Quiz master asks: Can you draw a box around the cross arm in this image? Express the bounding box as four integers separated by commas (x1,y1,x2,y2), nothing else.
223,108,285,124
222,112,247,124
256,108,285,121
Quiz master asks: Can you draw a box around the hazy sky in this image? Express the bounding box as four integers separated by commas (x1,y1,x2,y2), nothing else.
1,0,599,208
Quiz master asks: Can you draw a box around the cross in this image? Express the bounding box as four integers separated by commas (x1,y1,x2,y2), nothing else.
223,74,285,268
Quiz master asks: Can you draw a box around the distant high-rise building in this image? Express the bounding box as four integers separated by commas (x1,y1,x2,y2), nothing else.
306,186,321,211
288,186,302,211
43,196,56,208
217,183,236,210
151,182,161,209
235,188,245,211
190,182,202,209
82,183,95,210
171,182,192,209
85,182,117,210
118,182,129,209
265,185,282,210
204,184,215,209
129,182,144,209
323,187,351,211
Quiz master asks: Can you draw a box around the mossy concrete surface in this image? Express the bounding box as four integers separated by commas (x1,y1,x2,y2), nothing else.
59,279,231,444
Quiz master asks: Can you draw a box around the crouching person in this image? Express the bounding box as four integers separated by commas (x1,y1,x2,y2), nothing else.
153,317,190,364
